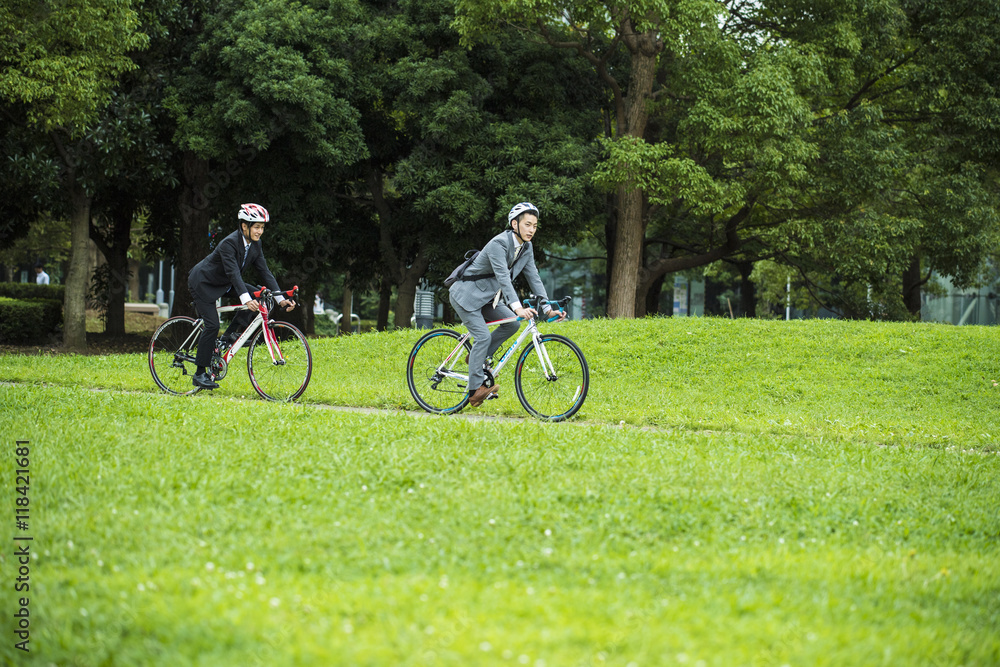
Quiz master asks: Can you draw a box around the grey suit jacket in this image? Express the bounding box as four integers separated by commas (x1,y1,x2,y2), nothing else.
449,229,549,311
188,229,281,303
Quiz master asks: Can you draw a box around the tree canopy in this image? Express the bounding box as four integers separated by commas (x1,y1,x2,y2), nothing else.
1,0,997,332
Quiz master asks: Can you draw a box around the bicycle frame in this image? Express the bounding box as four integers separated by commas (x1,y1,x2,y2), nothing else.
434,312,557,386
174,300,287,370
215,302,286,365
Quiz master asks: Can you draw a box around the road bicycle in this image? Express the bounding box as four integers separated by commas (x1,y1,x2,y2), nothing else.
406,296,589,421
148,286,312,401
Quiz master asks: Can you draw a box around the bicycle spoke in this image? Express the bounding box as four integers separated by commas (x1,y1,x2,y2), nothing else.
148,317,202,396
407,329,472,414
247,322,312,401
514,334,589,421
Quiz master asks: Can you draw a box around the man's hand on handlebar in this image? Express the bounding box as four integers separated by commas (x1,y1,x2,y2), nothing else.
513,305,537,320
548,308,569,322
246,300,261,313
279,299,295,312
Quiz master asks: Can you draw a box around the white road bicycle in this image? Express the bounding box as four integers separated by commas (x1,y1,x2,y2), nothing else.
148,286,312,401
406,296,589,421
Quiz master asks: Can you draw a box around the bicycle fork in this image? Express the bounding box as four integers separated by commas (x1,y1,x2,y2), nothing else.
258,308,287,366
530,331,558,381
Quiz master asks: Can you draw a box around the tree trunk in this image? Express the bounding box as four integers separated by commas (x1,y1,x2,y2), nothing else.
902,254,922,317
643,272,666,316
376,277,392,331
393,256,431,330
607,184,645,318
174,152,212,317
340,279,353,335
365,162,431,330
95,199,135,337
441,295,455,325
300,285,315,336
736,260,755,317
603,197,617,312
129,257,140,301
63,184,90,352
604,34,658,319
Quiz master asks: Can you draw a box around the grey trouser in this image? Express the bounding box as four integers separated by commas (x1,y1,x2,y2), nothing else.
450,295,520,391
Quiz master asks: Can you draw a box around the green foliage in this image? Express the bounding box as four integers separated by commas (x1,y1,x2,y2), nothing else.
0,296,61,342
0,282,65,301
0,213,70,270
455,0,1000,319
166,0,369,165
0,0,148,132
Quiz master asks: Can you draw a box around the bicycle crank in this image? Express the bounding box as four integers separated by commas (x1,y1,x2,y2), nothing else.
211,354,229,381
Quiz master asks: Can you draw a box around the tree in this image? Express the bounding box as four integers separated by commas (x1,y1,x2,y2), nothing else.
456,0,1000,321
0,0,147,350
749,0,1000,318
455,0,727,318
341,0,603,328
164,0,370,319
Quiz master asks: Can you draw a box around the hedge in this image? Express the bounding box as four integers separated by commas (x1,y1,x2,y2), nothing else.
0,297,63,344
0,283,65,301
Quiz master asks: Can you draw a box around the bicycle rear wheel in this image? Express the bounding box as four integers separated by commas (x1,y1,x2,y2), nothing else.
148,316,202,396
514,333,589,421
247,321,312,401
407,329,472,414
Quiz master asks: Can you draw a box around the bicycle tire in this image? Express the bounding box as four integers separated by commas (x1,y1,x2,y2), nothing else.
247,321,312,401
148,316,202,396
407,329,472,414
514,333,589,421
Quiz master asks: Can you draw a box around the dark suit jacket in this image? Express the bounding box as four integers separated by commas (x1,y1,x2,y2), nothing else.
449,229,548,311
188,229,281,303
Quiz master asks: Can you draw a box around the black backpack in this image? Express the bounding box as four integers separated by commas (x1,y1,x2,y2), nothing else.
443,241,519,288
444,249,488,287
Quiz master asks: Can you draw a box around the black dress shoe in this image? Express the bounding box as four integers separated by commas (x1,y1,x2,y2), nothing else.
193,372,220,390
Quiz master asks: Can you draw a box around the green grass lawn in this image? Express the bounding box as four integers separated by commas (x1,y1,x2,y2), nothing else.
1,317,998,665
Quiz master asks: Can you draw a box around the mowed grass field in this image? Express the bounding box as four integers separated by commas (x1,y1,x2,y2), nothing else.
1,316,998,666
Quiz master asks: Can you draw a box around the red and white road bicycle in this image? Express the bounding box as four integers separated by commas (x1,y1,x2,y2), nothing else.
148,286,312,401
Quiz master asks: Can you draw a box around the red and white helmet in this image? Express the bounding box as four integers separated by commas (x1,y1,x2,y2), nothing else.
238,203,269,223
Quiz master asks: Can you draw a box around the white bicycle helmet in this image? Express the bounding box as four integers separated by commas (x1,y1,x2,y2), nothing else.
238,203,269,223
507,201,539,223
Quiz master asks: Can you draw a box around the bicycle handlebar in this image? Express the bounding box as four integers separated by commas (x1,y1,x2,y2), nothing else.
250,285,299,310
523,295,572,322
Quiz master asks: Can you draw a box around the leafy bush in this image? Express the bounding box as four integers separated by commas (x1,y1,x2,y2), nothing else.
0,282,65,301
0,297,62,343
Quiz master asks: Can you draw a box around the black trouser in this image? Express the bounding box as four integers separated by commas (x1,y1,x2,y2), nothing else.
192,291,221,368
224,309,254,340
192,294,255,368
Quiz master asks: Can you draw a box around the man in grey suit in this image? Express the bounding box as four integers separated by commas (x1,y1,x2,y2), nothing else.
187,203,295,389
449,202,561,407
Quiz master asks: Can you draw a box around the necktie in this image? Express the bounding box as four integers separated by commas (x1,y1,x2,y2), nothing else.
242,242,250,268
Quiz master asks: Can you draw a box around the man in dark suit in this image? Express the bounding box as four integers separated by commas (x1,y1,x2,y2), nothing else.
187,203,295,389
448,202,563,407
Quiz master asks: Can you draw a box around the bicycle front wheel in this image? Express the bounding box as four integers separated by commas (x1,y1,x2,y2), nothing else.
148,316,202,396
407,329,472,414
247,321,312,401
514,333,589,421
